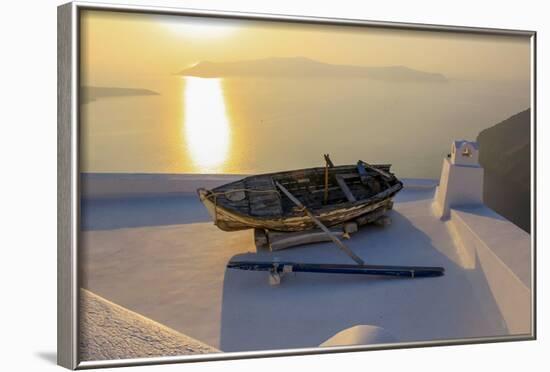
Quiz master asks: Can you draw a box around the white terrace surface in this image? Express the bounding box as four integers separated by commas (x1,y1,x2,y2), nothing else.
80,178,531,352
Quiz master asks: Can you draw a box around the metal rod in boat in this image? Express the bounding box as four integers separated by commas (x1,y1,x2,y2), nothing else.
274,181,365,265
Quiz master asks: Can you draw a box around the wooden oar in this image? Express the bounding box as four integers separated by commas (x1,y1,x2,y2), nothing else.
275,181,365,265
228,261,445,278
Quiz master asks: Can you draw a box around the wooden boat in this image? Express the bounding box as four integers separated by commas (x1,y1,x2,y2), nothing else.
197,161,403,232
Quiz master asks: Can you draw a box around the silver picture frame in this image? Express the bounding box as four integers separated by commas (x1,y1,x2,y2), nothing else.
58,1,537,369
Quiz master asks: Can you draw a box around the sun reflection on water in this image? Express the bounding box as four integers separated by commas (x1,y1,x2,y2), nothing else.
183,77,231,172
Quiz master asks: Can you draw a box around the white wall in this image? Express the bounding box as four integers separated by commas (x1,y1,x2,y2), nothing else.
1,1,546,372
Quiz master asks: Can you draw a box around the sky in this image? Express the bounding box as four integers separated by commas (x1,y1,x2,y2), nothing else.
79,10,531,177
80,10,531,86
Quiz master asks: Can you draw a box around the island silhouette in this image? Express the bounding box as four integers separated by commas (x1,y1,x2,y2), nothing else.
178,56,447,83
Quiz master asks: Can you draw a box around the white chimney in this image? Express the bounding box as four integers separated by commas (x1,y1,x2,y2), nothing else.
433,140,484,219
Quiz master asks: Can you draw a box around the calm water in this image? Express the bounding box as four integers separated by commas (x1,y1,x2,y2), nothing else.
80,76,529,179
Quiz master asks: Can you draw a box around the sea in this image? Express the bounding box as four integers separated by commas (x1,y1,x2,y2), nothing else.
80,76,530,179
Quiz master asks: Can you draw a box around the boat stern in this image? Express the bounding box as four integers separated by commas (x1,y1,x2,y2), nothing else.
197,188,252,231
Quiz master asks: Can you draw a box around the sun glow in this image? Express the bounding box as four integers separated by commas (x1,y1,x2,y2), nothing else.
164,19,238,39
183,77,231,172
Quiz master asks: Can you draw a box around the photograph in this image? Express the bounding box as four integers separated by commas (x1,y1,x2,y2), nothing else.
74,6,533,363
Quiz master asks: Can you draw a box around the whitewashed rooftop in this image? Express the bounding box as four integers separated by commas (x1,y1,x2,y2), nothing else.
80,174,531,353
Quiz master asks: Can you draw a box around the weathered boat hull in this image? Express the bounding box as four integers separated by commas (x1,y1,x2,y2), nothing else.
198,188,396,232
197,163,403,232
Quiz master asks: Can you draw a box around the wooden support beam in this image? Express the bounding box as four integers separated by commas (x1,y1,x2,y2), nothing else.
323,154,334,168
335,175,357,202
263,228,348,251
324,161,329,204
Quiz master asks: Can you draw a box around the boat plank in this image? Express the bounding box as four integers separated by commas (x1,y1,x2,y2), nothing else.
335,175,357,202
245,176,283,217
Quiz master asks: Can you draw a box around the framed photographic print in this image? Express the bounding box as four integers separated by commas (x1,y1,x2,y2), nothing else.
57,1,536,369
